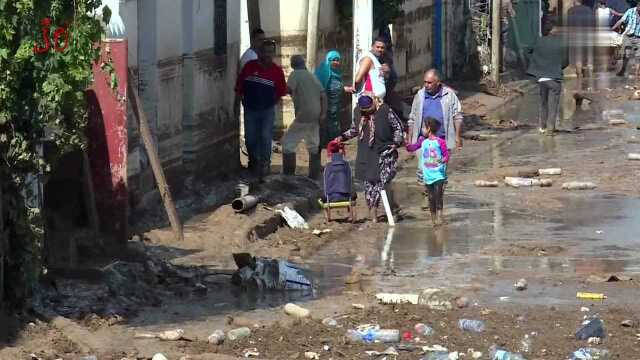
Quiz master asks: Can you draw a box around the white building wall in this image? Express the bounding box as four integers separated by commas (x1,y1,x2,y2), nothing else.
122,0,241,198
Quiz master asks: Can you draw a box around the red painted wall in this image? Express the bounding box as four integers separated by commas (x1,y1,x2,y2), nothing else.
86,40,128,248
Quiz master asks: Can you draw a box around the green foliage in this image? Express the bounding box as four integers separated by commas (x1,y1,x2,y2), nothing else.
336,0,405,29
0,0,109,303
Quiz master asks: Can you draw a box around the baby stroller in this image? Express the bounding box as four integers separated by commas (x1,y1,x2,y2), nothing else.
318,140,357,223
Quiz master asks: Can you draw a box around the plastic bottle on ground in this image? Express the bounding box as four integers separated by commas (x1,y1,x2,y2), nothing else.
458,319,486,332
489,345,527,360
570,348,610,360
227,327,251,341
421,351,451,360
414,323,435,336
345,328,400,343
520,334,532,353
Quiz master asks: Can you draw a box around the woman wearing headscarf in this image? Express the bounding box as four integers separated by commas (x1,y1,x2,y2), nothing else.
315,50,349,148
334,94,404,222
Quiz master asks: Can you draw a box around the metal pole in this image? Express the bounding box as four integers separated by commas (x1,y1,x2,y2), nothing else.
491,0,501,85
352,0,373,113
306,0,320,70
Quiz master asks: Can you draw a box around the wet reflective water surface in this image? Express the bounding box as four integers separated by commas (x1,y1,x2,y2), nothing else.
142,82,640,318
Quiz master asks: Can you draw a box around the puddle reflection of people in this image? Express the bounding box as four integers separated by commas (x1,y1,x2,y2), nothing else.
429,226,448,257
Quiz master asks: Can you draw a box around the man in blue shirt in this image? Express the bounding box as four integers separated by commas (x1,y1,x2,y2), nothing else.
421,78,446,139
613,3,640,77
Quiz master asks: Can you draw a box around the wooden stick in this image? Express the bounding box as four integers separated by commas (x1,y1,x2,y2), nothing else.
127,69,184,241
81,152,101,243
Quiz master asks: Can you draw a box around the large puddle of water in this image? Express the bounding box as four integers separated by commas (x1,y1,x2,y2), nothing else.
134,81,640,322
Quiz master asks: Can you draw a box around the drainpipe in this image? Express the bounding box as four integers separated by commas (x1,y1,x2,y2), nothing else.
232,195,259,213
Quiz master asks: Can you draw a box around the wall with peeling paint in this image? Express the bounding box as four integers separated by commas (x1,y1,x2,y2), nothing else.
393,0,469,92
122,0,241,203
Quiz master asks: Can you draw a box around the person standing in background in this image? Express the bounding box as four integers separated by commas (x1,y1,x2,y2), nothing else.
527,19,569,135
235,40,287,181
613,3,640,78
281,55,326,179
315,50,350,149
346,37,389,99
607,0,629,28
237,28,266,162
239,28,265,69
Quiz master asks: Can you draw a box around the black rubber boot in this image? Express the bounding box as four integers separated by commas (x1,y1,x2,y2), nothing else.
308,152,321,180
282,153,296,176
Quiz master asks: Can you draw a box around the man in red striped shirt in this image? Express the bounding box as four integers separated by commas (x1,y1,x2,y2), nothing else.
235,40,287,180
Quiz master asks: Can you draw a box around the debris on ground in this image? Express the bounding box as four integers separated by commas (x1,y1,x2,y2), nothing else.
134,329,185,341
504,177,552,188
243,348,260,357
415,323,435,336
576,318,606,340
228,327,252,341
418,289,455,311
376,293,420,305
520,334,532,353
311,228,332,236
563,182,598,190
152,354,169,360
207,329,225,345
304,351,320,359
602,109,625,123
352,303,365,309
277,206,309,229
474,180,499,187
454,296,470,309
577,292,607,300
365,347,399,356
586,274,632,283
458,319,486,332
231,253,313,291
322,317,338,327
570,347,610,360
621,319,635,328
283,303,311,318
489,344,526,360
514,278,528,291
627,153,640,161
588,337,602,345
538,168,562,175
346,325,400,343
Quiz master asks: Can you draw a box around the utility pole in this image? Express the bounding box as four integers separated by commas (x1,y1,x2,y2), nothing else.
352,0,373,113
306,0,320,70
491,0,501,85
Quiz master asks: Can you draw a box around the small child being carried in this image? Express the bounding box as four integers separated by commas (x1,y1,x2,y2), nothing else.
406,117,449,226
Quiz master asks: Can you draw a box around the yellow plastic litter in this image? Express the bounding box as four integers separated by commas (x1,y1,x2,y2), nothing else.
577,292,607,300
317,199,351,209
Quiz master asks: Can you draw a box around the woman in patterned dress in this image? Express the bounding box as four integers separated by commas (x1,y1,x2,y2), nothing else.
335,94,404,222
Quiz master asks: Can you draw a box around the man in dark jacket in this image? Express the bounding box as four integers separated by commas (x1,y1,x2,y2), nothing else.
527,19,569,135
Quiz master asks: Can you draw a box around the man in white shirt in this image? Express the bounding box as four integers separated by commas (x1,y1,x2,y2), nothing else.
240,28,265,70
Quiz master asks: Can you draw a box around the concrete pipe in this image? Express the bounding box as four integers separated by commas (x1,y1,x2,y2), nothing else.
232,195,259,213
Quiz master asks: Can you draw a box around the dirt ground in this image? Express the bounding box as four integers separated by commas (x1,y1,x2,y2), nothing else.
2,79,640,359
